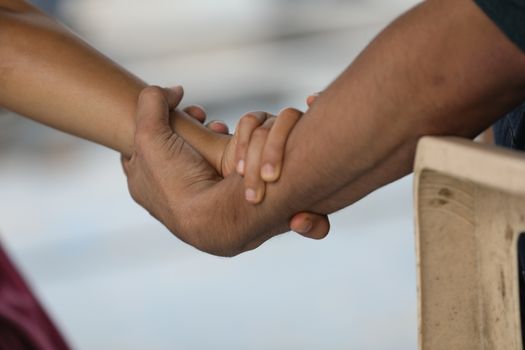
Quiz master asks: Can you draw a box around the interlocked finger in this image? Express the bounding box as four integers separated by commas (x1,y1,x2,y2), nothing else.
234,111,273,175
244,117,275,204
260,108,303,182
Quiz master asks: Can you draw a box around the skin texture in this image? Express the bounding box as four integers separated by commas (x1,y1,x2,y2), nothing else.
238,95,315,204
122,0,525,256
0,1,328,238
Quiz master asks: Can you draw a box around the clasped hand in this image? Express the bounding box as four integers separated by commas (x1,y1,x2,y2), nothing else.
121,86,329,256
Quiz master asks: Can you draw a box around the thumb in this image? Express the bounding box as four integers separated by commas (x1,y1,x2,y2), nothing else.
135,86,183,139
165,85,185,110
290,212,330,240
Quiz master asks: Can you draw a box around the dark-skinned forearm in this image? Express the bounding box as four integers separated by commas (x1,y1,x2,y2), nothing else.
304,0,525,215
188,0,525,254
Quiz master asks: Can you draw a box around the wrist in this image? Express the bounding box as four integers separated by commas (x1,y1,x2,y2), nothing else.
169,108,230,175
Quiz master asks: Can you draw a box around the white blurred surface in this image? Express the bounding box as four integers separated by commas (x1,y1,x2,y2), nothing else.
1,1,419,349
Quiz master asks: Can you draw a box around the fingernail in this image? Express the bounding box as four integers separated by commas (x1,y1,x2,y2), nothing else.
237,160,245,174
295,219,313,234
245,188,257,202
261,164,276,181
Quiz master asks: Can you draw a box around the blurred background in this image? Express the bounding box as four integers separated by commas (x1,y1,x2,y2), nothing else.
0,0,419,349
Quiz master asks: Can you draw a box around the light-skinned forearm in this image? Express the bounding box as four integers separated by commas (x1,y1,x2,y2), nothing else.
184,0,525,253
0,1,227,167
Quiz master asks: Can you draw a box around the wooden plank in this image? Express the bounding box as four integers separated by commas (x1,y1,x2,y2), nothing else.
414,137,525,349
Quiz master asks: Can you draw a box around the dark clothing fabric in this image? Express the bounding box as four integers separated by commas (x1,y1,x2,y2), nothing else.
493,101,525,151
0,243,69,350
476,0,525,147
474,0,525,51
473,0,525,147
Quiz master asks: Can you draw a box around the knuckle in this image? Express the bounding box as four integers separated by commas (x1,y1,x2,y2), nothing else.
260,117,276,130
240,113,260,127
279,107,302,118
244,111,268,125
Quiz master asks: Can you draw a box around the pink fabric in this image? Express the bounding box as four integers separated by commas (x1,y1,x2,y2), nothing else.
0,243,69,350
